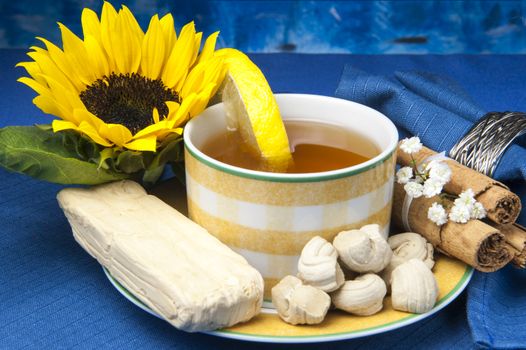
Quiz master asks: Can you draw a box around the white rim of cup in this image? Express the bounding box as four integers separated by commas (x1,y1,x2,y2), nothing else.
183,93,399,183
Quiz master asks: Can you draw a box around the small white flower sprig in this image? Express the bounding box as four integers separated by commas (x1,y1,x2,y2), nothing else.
396,137,487,226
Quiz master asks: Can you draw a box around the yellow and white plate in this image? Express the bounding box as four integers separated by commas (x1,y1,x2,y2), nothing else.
104,255,472,343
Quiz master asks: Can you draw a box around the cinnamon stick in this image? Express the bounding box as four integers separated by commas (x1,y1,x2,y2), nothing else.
397,144,521,225
494,224,526,268
393,183,513,272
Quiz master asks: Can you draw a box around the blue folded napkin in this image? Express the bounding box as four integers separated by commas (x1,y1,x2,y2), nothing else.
336,65,526,222
336,66,526,349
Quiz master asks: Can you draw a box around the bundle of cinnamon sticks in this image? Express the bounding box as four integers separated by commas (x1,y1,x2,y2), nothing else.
393,144,525,272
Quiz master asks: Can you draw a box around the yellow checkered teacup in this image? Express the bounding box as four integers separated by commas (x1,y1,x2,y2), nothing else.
183,94,398,305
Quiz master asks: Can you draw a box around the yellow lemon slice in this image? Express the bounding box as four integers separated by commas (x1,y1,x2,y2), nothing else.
217,48,292,172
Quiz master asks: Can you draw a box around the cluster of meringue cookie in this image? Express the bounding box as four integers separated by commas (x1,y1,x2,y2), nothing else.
271,224,439,325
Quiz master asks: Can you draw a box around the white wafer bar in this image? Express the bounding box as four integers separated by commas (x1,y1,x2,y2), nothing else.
57,180,263,332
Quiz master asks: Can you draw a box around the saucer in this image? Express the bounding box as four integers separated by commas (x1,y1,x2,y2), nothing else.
104,254,472,343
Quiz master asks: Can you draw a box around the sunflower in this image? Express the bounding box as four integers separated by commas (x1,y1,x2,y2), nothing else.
17,2,226,152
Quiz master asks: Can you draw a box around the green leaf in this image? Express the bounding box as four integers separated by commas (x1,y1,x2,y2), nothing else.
54,130,99,161
0,126,128,185
35,124,52,131
149,134,183,170
97,148,116,170
78,135,100,161
142,165,165,187
116,150,146,173
141,135,184,186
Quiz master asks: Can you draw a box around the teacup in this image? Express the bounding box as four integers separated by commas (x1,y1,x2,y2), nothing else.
183,94,398,305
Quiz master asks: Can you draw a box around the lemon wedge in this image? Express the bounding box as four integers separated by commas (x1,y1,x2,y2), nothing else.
217,48,292,172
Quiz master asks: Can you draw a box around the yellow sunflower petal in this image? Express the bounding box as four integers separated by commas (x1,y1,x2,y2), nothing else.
204,56,227,97
167,92,198,128
81,8,102,42
100,1,118,72
32,90,74,122
77,121,113,147
132,102,181,140
124,136,157,152
111,10,141,74
102,123,133,147
108,15,128,73
73,108,106,130
101,1,118,28
72,109,123,148
165,101,181,117
197,31,219,64
34,37,84,92
40,74,85,120
17,77,50,96
120,5,144,42
34,95,68,120
51,119,78,132
58,23,96,86
84,34,110,78
22,78,74,122
161,21,196,89
141,15,165,80
132,120,167,139
173,30,202,92
136,125,183,143
159,13,176,61
180,63,205,98
27,48,80,93
53,118,114,150
180,55,223,98
188,82,216,117
28,45,46,54
191,32,203,66
152,107,160,124
154,126,183,142
16,62,45,85
121,8,143,73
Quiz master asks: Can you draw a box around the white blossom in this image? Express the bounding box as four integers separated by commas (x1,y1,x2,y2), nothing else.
425,159,439,171
404,181,424,198
413,163,426,182
396,166,413,184
414,173,426,184
459,188,475,199
455,189,476,210
428,202,448,226
471,202,487,219
427,161,452,185
449,203,471,223
422,178,444,198
400,136,423,154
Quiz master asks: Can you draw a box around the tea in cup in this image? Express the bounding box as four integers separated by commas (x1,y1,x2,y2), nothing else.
183,94,398,304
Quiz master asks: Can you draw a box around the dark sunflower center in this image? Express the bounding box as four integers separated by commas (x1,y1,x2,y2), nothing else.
79,73,180,134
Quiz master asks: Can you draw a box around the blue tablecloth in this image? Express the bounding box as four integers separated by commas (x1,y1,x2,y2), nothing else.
1,50,525,349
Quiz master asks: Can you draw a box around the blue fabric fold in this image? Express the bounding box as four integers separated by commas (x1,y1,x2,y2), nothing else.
393,70,483,123
336,65,526,210
468,265,526,349
336,65,526,350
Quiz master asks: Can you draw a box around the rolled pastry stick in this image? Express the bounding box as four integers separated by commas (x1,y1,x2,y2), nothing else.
57,180,263,332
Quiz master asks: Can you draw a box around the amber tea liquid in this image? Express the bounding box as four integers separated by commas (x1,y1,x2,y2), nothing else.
201,120,380,173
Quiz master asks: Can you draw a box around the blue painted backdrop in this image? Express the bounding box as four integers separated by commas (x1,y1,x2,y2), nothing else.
0,0,524,53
